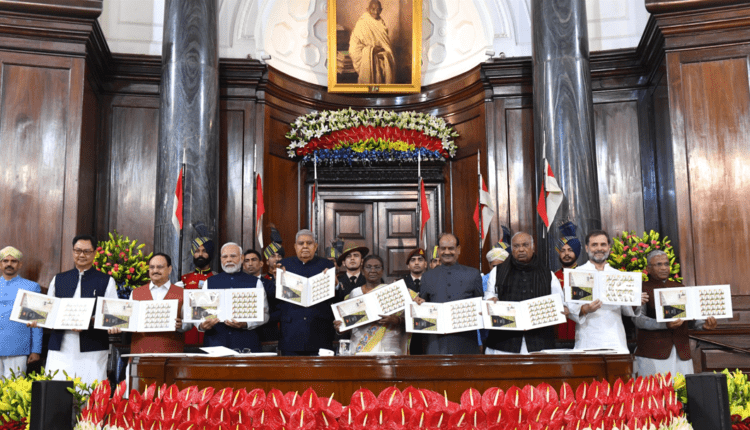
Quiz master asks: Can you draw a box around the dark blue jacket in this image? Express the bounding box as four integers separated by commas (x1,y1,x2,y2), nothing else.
48,268,112,352
277,256,335,353
203,271,264,352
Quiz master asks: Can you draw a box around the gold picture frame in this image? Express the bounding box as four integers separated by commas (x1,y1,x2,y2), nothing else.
328,0,422,93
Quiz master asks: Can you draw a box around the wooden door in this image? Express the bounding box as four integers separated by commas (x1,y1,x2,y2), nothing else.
314,184,442,282
377,201,419,280
323,201,375,257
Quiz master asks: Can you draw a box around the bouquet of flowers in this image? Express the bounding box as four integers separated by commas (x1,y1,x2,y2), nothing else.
93,231,152,299
608,230,682,282
285,108,459,165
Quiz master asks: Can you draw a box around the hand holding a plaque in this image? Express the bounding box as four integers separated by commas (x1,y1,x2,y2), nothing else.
580,300,602,316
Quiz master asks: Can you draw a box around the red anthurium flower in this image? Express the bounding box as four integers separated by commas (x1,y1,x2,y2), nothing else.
318,393,343,419
378,387,403,410
178,386,201,409
317,409,342,430
521,385,544,411
383,406,412,430
538,404,564,427
289,408,317,430
536,383,558,406
227,388,247,415
401,387,427,414
209,406,231,425
431,390,459,414
558,383,574,408
459,388,483,414
196,387,216,407
210,388,234,409
424,409,452,430
574,382,590,405
184,405,207,427
243,388,266,412
129,389,144,416
142,383,157,402
163,384,181,403
481,387,505,415
160,402,184,425
349,388,379,416
407,410,430,429
301,388,320,412
503,387,526,413
266,405,290,429
447,409,486,429
350,410,379,430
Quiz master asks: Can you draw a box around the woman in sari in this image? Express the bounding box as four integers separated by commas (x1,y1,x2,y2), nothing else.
334,255,416,354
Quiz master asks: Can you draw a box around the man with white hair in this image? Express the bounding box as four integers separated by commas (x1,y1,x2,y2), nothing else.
0,246,42,377
198,242,269,352
277,229,335,356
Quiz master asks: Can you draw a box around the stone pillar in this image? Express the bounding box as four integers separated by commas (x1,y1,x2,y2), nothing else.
531,0,601,267
154,0,219,282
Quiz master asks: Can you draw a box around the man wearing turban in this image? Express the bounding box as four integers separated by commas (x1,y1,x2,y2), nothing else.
0,246,42,377
554,221,581,341
181,229,215,346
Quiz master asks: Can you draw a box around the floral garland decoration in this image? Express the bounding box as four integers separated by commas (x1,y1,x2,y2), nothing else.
285,108,459,165
607,230,681,282
93,231,152,299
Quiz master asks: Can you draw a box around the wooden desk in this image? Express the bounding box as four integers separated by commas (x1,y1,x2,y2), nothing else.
131,354,633,400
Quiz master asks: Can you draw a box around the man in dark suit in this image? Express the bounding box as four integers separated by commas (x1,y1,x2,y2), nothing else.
277,229,336,356
402,248,426,294
244,249,278,349
402,247,427,355
198,243,270,352
414,233,483,354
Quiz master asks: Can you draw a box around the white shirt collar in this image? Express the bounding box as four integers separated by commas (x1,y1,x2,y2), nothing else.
150,280,171,290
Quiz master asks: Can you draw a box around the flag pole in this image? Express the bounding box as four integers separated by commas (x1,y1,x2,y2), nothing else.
477,150,483,274
417,150,422,249
178,148,186,280
314,153,319,243
252,143,258,250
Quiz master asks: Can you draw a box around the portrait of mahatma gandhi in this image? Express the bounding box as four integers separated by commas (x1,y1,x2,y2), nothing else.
331,0,418,90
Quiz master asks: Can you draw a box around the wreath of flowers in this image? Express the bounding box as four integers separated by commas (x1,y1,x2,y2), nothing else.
285,108,459,165
607,230,682,282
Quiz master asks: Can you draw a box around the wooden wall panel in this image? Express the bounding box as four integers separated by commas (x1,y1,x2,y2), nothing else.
681,57,750,295
505,107,537,238
593,100,645,237
220,105,245,248
651,72,680,255
0,53,86,288
103,100,159,253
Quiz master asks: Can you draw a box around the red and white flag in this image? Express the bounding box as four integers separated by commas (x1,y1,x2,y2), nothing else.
256,173,265,248
537,159,564,230
472,175,495,248
419,179,430,247
171,167,183,232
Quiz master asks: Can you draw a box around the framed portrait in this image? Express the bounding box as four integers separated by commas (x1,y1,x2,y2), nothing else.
328,0,422,93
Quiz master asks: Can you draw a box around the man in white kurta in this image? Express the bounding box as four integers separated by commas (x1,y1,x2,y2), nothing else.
46,235,117,385
348,0,395,84
567,230,648,353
